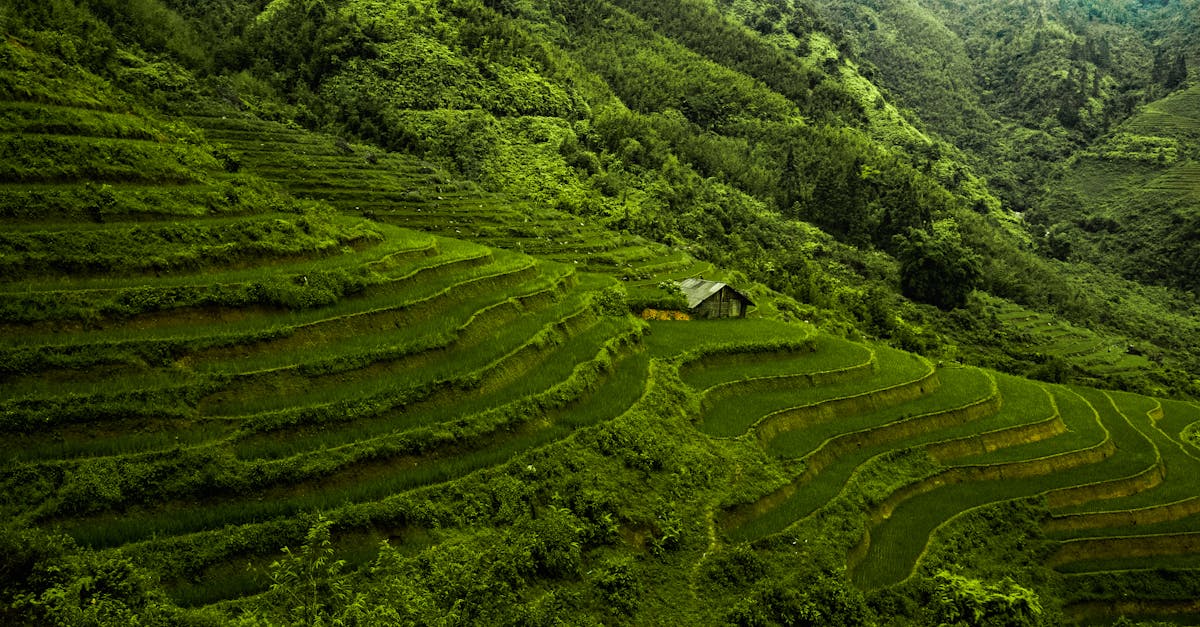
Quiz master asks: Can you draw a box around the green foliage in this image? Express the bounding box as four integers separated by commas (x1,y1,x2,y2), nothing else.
591,556,641,616
1,524,176,627
894,221,982,310
7,1,1200,626
725,563,872,627
257,517,357,627
929,571,1044,627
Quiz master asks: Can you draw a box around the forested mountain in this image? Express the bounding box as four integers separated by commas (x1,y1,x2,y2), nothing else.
2,0,1200,624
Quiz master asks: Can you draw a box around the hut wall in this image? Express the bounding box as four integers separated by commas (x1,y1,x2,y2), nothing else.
693,287,748,319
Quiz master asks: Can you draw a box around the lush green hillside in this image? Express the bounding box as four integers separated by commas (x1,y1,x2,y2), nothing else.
1041,84,1200,290
783,0,1195,208
4,1,1200,626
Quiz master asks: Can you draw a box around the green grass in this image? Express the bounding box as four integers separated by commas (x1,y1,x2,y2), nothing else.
1057,556,1200,576
0,221,436,327
232,313,643,459
951,386,1104,465
767,366,995,459
925,372,1059,462
1043,389,1161,514
57,321,645,550
682,333,871,392
4,418,235,463
0,180,285,222
0,101,174,140
642,318,815,360
0,133,219,184
726,367,995,542
1155,398,1200,455
0,211,373,280
702,344,930,438
1049,531,1200,576
848,385,1165,590
200,266,585,417
0,246,491,388
0,213,408,290
986,297,1149,380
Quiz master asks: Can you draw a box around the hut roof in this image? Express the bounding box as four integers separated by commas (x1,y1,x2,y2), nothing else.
676,278,755,310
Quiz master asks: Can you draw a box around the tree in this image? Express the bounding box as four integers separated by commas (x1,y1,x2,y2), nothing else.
894,221,981,310
260,516,358,626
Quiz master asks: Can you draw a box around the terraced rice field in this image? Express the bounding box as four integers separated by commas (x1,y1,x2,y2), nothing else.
6,43,1200,624
1122,85,1200,139
664,321,1200,622
991,300,1153,380
184,114,702,285
0,57,657,606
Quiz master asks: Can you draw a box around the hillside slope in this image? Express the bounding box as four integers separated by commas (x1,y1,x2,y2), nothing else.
1041,84,1200,292
4,30,1200,627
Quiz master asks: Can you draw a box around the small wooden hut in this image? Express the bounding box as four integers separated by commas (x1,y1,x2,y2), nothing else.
676,278,754,319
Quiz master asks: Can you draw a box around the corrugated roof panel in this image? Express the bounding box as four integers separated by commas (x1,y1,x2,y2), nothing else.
677,278,728,309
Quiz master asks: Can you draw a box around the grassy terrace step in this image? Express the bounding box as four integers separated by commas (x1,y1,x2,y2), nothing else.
847,382,1168,589
0,101,177,140
220,144,353,160
202,129,342,146
204,111,691,285
0,245,510,390
0,211,378,279
747,346,936,444
44,309,648,542
628,260,714,286
230,313,645,461
172,348,652,608
362,210,517,229
683,333,873,396
249,169,462,189
767,366,997,462
495,236,631,257
197,263,582,417
642,318,816,360
1158,399,1200,453
1038,389,1162,516
0,178,292,222
129,339,650,607
0,133,219,184
0,220,434,328
1039,395,1200,568
567,244,662,266
725,367,998,542
333,202,515,220
625,249,689,268
0,255,563,415
1047,532,1200,574
5,268,599,481
696,345,928,439
0,243,505,391
181,115,305,133
1050,517,1200,568
235,157,434,176
1060,569,1200,626
47,313,643,550
986,297,1149,378
293,187,500,204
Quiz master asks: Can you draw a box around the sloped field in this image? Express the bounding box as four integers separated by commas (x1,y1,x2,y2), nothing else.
4,42,1200,625
0,48,651,607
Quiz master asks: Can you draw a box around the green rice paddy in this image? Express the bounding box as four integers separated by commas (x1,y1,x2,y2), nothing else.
6,69,1200,619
